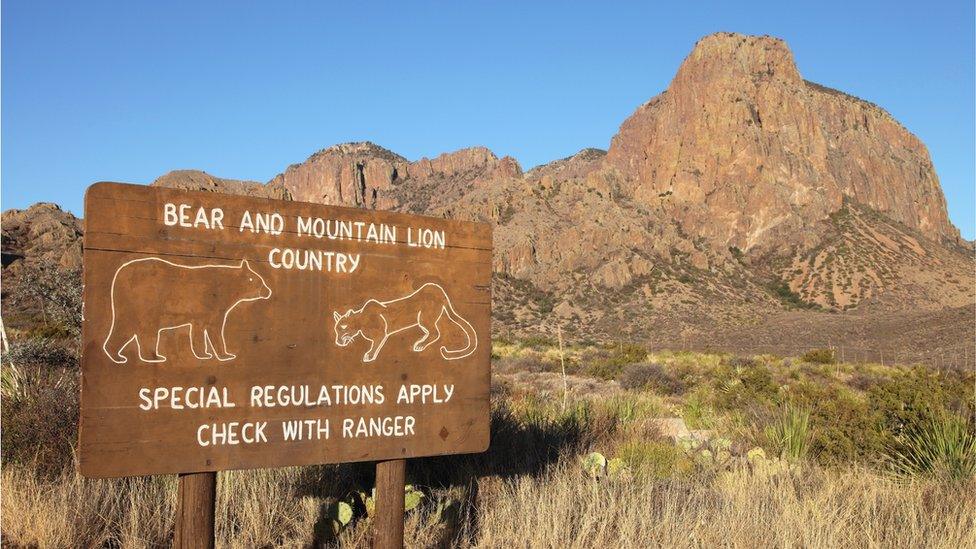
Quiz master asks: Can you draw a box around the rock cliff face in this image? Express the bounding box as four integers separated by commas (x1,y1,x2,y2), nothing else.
263,142,521,210
605,33,958,252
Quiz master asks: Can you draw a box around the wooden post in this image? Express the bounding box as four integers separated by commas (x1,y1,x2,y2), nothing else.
374,459,406,549
174,471,216,549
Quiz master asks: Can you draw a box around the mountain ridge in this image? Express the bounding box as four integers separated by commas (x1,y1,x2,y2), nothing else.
3,32,972,361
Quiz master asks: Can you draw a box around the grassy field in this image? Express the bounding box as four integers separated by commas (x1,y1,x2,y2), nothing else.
2,338,974,547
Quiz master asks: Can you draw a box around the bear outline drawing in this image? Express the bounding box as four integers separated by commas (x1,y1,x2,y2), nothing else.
333,282,478,363
102,257,272,364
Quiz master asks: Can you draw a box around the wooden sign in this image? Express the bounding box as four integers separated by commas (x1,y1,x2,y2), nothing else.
79,182,491,478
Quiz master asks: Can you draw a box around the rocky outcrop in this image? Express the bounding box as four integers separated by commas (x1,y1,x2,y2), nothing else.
267,143,406,208
152,170,290,200
605,33,959,253
258,143,523,210
1,203,83,269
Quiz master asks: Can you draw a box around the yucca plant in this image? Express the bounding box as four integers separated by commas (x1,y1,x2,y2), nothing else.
888,410,976,481
1,363,25,401
764,404,811,462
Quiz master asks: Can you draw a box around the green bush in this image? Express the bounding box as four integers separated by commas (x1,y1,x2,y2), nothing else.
786,381,883,464
584,343,648,380
801,349,836,364
619,362,686,395
768,279,816,309
518,336,557,350
868,369,974,441
712,364,778,410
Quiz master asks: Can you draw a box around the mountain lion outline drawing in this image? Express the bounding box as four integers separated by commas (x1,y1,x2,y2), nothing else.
333,282,478,363
102,258,272,364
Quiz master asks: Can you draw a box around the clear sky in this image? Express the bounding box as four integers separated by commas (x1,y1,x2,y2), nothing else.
3,1,974,238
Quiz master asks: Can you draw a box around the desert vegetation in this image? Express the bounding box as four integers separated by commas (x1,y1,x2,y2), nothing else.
2,266,975,547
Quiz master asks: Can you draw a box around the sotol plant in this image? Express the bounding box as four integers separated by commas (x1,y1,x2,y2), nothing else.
889,411,976,481
764,405,811,462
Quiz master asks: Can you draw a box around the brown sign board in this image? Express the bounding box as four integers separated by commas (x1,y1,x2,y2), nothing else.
79,182,491,478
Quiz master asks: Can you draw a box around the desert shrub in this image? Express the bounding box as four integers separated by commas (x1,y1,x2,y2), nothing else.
617,440,693,478
786,381,883,464
712,363,778,410
727,355,758,368
601,394,665,425
0,364,79,475
801,348,836,364
887,410,976,481
605,343,648,366
584,361,623,381
768,279,817,309
495,354,553,374
8,264,83,338
619,362,686,395
681,392,717,429
764,405,811,462
4,337,78,368
518,336,556,350
847,371,881,392
868,369,973,441
504,396,619,459
490,378,512,400
584,343,648,380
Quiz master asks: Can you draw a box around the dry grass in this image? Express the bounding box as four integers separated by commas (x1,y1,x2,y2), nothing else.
3,345,974,547
474,462,976,548
4,459,974,548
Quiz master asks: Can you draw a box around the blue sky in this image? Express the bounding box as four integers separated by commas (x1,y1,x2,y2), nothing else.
3,1,973,238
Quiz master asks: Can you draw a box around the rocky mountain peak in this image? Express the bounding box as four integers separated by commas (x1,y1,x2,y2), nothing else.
675,33,802,89
407,146,516,179
306,142,408,164
606,32,960,253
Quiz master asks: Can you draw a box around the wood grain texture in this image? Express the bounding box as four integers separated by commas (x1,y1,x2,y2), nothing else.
79,182,492,478
174,472,216,549
374,459,406,549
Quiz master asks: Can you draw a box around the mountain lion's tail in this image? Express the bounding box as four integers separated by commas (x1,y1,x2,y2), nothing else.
439,299,478,360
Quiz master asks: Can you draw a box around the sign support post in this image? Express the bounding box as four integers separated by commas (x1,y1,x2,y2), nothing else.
374,459,406,549
174,471,216,549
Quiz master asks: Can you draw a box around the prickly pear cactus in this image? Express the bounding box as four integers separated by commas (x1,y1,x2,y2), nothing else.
358,489,376,517
582,452,608,478
404,484,424,512
329,500,353,534
746,446,798,476
607,457,633,480
747,447,767,464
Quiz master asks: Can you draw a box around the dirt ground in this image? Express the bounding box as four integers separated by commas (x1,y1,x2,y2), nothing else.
668,305,975,368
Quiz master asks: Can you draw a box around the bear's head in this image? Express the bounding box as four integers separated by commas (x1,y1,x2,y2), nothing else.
237,260,272,301
332,310,362,347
